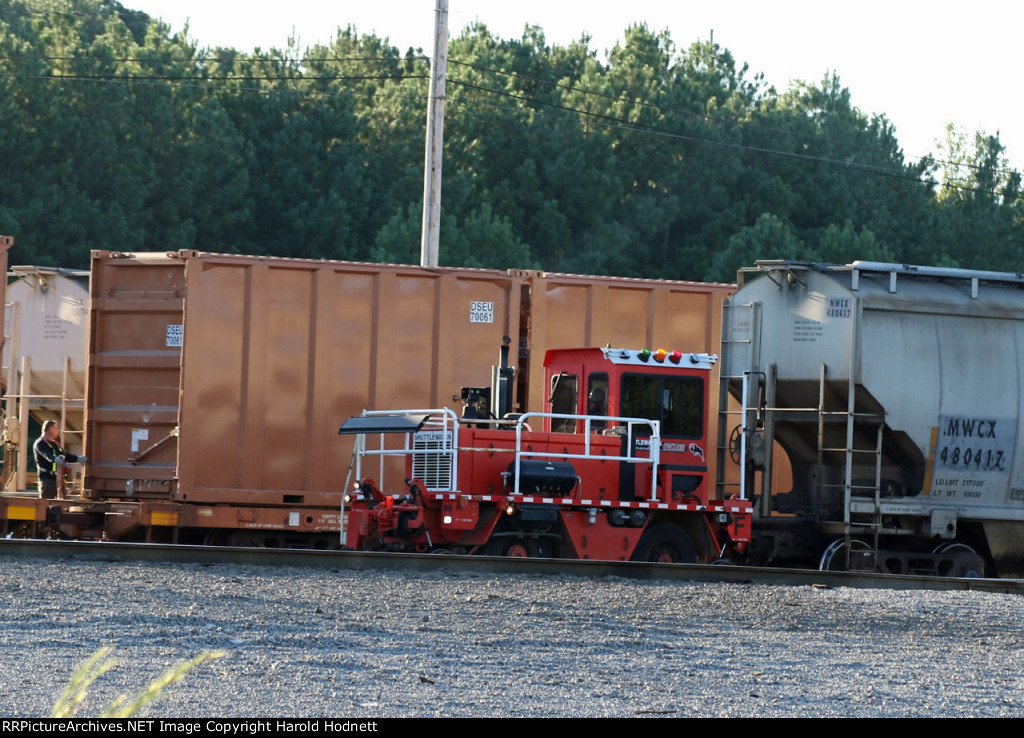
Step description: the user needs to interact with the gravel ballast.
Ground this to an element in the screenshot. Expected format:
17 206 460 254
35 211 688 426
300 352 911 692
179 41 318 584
2 556 1023 717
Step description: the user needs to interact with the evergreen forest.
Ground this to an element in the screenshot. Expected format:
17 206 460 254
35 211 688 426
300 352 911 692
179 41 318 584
1 0 1022 281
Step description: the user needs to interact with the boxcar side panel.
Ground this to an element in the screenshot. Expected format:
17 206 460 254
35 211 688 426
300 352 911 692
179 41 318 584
172 255 520 503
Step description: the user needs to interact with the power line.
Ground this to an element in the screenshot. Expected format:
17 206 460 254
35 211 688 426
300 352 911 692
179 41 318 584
449 58 900 160
1 51 1018 202
3 5 1017 180
2 54 429 65
0 69 430 104
7 50 1013 180
0 7 136 20
448 78 1024 204
0 71 428 83
448 78 912 176
449 58 1020 181
4 6 1019 177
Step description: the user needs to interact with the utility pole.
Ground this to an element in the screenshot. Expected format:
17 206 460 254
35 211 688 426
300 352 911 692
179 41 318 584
420 0 448 267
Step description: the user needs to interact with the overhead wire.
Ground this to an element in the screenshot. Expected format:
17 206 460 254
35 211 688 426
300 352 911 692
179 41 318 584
0 6 1018 176
0 68 430 105
0 24 1019 201
0 51 944 163
6 49 1015 183
447 79 929 183
1 71 427 82
449 58 902 161
5 63 1019 203
448 58 1020 181
2 2 1014 181
1 54 430 64
446 79 1024 203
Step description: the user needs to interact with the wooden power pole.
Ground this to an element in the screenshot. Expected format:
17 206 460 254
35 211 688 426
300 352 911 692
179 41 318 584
420 0 448 267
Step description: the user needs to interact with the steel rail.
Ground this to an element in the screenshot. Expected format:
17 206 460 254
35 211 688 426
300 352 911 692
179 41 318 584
2 539 1023 595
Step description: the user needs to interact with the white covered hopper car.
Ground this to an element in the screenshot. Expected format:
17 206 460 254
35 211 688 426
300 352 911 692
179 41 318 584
721 260 1024 577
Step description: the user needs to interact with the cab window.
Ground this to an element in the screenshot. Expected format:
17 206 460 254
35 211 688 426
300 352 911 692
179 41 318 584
620 374 703 438
587 373 609 430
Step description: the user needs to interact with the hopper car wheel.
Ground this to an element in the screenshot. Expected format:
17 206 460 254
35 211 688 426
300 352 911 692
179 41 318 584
932 542 984 578
819 538 873 572
932 542 976 555
631 524 697 564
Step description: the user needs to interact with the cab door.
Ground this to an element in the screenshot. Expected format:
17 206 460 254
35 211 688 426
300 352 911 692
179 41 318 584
546 364 582 433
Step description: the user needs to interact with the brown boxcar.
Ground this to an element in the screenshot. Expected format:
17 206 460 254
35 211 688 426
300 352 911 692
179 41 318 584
86 251 522 505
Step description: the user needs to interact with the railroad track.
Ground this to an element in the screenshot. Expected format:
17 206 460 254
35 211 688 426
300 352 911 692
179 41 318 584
2 538 1022 595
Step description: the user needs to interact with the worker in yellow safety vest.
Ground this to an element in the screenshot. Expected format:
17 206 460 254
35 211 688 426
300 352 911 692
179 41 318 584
33 420 85 499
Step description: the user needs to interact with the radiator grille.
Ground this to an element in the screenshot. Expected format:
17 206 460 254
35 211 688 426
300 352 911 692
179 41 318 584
412 430 453 491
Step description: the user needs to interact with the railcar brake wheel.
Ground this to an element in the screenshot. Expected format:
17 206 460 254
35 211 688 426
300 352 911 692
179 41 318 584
728 425 743 465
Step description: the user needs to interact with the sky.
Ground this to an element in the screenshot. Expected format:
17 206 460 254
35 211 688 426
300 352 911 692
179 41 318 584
127 0 1023 172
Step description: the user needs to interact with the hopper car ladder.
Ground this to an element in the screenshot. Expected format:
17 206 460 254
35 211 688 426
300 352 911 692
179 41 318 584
814 364 885 571
718 359 886 572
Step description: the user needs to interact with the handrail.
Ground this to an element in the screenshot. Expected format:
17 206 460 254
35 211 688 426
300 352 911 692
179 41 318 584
347 408 663 502
513 412 662 501
354 408 460 492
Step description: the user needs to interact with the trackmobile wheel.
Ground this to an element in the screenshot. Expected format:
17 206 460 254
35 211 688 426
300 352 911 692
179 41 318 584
631 524 697 564
485 536 549 558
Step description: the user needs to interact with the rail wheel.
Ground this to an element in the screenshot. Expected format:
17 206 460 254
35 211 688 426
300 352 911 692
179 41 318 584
202 530 225 546
819 538 874 572
933 542 985 578
226 530 279 548
485 536 548 558
631 524 697 564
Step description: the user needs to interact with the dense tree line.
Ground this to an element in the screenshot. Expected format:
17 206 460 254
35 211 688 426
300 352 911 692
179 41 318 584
1 0 1021 280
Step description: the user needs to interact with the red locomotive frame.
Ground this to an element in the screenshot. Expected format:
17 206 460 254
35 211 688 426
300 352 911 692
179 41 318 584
340 346 752 562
